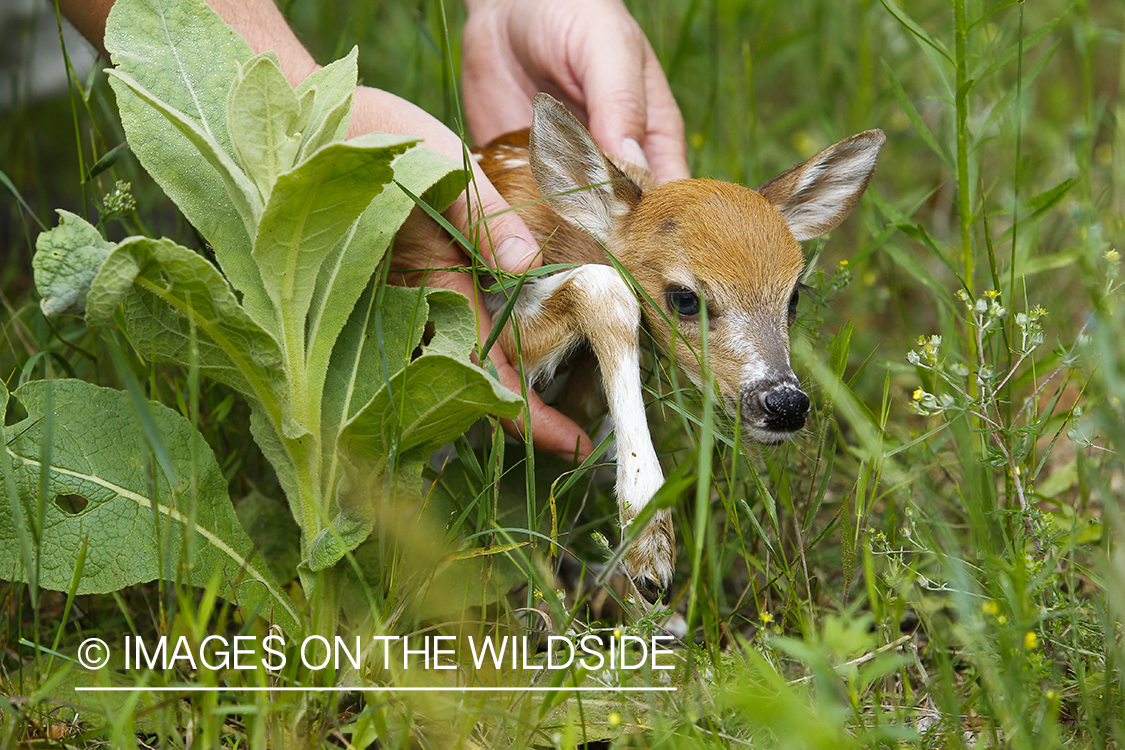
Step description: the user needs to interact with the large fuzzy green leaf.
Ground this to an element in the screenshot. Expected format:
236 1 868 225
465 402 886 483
343 354 522 473
32 210 114 318
103 0 271 325
106 69 262 243
317 285 492 508
0 380 300 634
85 236 286 418
420 288 481 360
251 134 416 371
318 284 426 488
306 354 522 572
315 284 469 556
293 47 358 162
304 146 464 399
227 53 302 201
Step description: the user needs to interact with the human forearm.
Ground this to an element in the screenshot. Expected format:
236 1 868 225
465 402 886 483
55 0 115 57
57 0 317 86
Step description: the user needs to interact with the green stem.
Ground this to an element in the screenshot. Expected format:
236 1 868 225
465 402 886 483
953 0 983 466
284 318 316 427
954 0 973 292
1006 0 1025 434
279 311 326 547
1077 0 1095 204
52 1 88 220
686 300 713 636
292 450 322 543
952 0 990 513
308 568 342 664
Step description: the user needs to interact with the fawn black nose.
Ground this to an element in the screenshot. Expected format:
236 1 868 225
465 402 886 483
741 377 810 442
761 386 809 433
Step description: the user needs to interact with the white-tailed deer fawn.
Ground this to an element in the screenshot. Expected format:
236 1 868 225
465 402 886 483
475 94 884 595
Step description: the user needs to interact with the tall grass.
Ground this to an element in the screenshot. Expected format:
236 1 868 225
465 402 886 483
2 0 1123 747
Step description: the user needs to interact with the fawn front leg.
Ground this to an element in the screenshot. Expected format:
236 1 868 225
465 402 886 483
499 265 675 592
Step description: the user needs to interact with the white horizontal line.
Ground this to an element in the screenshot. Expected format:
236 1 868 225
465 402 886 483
76 686 675 693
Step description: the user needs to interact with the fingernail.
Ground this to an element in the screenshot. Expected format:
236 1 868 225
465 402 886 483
620 137 651 170
557 447 590 465
496 236 534 271
559 436 594 465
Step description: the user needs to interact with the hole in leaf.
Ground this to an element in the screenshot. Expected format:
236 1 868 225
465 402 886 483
54 494 89 515
413 321 436 360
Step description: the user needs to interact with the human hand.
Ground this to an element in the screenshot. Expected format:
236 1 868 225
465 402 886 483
350 87 595 462
462 0 690 184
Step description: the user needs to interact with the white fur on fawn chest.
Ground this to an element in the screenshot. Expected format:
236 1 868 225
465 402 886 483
497 270 586 387
478 94 884 593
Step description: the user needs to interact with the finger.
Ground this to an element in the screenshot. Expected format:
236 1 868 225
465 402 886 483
573 21 653 172
346 88 541 273
495 363 595 463
443 160 542 274
462 10 537 143
428 268 593 462
641 47 690 183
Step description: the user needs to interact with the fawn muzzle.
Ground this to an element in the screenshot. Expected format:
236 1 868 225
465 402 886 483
742 377 809 440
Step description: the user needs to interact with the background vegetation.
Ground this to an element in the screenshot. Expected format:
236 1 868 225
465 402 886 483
2 0 1124 747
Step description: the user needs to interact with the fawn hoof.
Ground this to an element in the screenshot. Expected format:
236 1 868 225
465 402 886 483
632 574 670 604
624 509 676 600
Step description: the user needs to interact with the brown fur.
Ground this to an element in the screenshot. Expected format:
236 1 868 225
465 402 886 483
472 94 884 591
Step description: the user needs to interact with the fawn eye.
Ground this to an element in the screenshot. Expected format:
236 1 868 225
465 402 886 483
666 287 700 318
787 285 805 323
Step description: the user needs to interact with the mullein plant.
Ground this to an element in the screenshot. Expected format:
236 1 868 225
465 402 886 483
3 0 522 644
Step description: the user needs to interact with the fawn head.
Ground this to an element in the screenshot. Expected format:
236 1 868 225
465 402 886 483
528 94 884 443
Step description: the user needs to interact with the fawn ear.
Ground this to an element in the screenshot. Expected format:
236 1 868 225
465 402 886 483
757 129 886 242
529 93 642 242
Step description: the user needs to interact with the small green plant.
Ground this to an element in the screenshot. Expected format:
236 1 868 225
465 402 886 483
2 0 520 640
